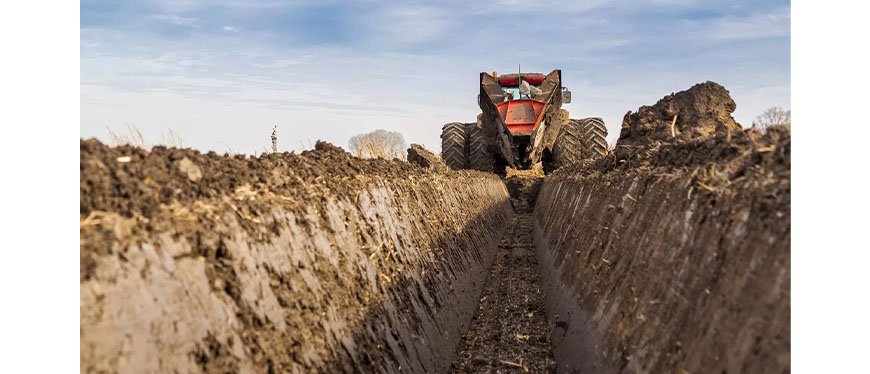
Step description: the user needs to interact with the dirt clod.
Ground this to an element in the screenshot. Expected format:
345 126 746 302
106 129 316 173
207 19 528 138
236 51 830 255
407 143 448 172
504 169 543 214
615 81 743 162
176 157 203 182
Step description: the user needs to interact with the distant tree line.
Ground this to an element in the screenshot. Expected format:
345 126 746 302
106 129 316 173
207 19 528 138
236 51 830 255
348 129 407 160
754 107 791 130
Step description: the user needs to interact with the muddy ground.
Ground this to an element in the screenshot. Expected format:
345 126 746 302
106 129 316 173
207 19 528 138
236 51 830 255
81 81 789 373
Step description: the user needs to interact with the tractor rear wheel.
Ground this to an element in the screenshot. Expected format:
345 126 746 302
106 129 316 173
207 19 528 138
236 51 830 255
467 123 491 171
577 117 608 159
440 122 468 170
547 117 608 172
468 118 507 175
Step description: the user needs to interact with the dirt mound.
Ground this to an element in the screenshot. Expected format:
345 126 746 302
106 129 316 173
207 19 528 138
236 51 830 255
504 169 543 214
615 81 743 162
559 124 790 201
557 83 788 182
406 143 447 172
80 139 433 218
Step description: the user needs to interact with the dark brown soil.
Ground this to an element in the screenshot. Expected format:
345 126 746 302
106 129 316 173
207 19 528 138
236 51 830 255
453 174 554 373
536 82 790 373
80 139 437 218
80 139 513 373
612 81 744 164
504 169 543 214
407 143 448 172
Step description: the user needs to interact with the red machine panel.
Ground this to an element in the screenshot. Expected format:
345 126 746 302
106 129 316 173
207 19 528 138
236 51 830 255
495 99 545 134
496 73 545 87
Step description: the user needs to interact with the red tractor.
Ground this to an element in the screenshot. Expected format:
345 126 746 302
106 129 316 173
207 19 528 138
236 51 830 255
441 69 607 174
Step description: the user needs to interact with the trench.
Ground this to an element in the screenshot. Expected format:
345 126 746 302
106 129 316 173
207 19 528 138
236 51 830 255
452 175 556 373
81 125 791 373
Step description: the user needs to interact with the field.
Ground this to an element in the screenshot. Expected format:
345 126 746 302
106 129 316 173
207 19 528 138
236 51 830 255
81 82 789 373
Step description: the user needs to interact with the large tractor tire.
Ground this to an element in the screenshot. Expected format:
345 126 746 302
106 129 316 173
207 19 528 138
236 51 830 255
467 124 491 171
440 122 468 170
468 119 506 176
577 117 608 159
545 117 608 173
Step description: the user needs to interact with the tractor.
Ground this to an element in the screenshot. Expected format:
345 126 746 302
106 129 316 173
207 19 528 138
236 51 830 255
441 69 607 174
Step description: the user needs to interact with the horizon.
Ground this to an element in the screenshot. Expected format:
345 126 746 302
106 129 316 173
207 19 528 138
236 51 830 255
80 0 790 153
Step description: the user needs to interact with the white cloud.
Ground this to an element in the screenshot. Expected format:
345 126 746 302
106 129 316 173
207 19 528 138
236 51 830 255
222 26 237 32
651 0 696 5
80 40 102 48
701 7 791 41
151 14 200 27
585 39 632 50
146 0 303 12
252 56 313 68
364 6 451 44
476 0 614 13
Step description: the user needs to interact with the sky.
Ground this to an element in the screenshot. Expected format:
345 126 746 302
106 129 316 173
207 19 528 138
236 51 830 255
80 0 790 154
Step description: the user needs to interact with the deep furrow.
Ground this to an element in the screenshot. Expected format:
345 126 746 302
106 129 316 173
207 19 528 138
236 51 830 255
452 196 555 373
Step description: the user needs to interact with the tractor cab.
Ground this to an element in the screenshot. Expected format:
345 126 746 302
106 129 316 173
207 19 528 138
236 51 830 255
496 73 546 101
502 87 520 101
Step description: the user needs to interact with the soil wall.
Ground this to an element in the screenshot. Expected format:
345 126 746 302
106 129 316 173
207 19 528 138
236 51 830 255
80 141 512 373
533 84 790 373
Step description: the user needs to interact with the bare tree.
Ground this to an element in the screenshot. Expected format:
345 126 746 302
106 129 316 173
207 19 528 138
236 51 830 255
753 107 791 130
348 129 407 160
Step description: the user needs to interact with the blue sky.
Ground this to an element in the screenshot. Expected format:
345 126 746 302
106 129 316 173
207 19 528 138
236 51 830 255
80 0 790 153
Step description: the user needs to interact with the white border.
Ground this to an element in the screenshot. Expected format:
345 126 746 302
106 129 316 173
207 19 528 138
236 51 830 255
792 0 870 372
2 0 869 371
1 1 80 372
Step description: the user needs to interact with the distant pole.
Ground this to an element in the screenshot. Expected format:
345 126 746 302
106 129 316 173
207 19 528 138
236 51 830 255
271 125 278 153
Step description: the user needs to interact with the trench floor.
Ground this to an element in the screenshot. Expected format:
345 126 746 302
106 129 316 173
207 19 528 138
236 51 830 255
451 212 556 373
